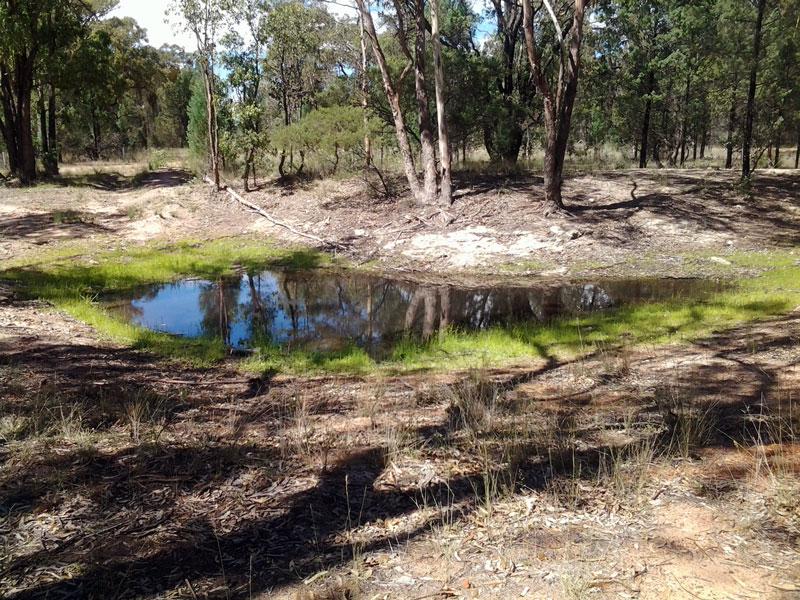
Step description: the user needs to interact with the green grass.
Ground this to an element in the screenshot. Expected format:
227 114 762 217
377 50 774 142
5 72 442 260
2 240 799 375
239 255 800 375
1 237 332 366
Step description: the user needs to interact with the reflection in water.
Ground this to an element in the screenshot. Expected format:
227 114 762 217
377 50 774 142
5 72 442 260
105 271 722 356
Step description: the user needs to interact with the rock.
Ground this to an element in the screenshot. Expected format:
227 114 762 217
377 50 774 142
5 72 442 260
353 228 367 237
549 225 565 236
709 256 732 266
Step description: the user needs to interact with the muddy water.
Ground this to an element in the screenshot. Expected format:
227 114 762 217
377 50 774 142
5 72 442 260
104 271 722 355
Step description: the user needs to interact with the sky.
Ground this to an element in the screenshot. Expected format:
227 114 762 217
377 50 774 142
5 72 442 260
108 0 196 49
108 0 491 51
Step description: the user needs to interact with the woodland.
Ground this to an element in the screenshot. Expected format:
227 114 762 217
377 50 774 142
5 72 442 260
1 1 800 599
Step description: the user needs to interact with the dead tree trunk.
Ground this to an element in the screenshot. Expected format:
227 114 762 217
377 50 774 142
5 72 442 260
521 0 589 213
742 0 767 180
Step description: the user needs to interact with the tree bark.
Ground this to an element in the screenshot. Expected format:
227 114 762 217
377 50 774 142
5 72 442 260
774 139 780 168
358 12 372 170
725 93 736 168
639 70 655 168
742 0 767 180
410 0 438 205
521 0 589 213
484 0 524 164
431 0 453 205
202 63 220 190
795 131 799 169
356 0 423 202
679 72 691 166
45 85 58 176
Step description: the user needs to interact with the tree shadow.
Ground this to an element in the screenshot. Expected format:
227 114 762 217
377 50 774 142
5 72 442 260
55 169 194 192
2 313 800 598
0 211 115 241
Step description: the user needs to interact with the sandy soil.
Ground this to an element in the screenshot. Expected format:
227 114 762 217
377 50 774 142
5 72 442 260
1 166 798 276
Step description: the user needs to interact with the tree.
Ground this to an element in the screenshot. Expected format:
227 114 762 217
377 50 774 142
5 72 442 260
262 0 337 177
356 0 425 202
221 0 269 190
0 0 101 183
169 0 229 190
431 0 453 204
484 0 529 164
521 0 590 212
742 0 768 179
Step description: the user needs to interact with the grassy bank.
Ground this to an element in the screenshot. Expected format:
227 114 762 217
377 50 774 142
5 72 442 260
1 237 332 366
2 240 798 374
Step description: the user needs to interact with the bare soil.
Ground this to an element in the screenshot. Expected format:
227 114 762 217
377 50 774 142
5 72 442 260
1 165 800 599
2 166 799 276
1 297 799 598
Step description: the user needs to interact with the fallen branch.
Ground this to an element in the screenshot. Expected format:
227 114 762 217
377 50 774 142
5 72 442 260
204 176 346 250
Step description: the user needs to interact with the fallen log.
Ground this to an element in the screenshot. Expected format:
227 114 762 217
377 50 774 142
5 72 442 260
204 176 346 250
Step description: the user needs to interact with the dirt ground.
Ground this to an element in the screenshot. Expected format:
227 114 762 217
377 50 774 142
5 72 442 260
1 297 799 599
1 166 799 276
1 165 800 598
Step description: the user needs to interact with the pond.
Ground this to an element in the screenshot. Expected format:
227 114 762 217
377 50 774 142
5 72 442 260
104 270 723 357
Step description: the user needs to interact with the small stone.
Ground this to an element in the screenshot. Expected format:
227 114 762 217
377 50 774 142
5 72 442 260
709 256 732 266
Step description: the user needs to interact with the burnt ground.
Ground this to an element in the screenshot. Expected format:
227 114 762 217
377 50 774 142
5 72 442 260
1 164 800 598
1 165 799 276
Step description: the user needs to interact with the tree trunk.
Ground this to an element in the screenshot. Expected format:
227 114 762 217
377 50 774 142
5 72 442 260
483 0 524 164
521 0 588 214
202 63 221 190
356 0 423 202
679 72 690 166
15 74 36 184
699 121 707 159
639 71 655 168
45 85 58 176
358 13 372 170
431 0 452 205
774 139 780 168
412 0 438 205
795 131 799 169
725 94 736 168
742 0 767 180
39 93 48 160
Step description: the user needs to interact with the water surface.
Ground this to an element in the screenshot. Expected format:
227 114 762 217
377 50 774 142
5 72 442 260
104 270 722 356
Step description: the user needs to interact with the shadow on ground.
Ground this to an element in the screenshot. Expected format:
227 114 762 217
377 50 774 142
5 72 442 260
1 309 799 598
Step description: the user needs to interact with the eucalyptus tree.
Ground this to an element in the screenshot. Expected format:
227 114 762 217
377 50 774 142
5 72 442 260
520 0 590 212
0 0 105 183
221 0 269 190
169 0 231 190
483 0 530 164
262 0 339 177
741 0 768 178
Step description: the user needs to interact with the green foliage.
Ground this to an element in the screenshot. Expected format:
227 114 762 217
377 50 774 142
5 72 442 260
272 106 381 175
